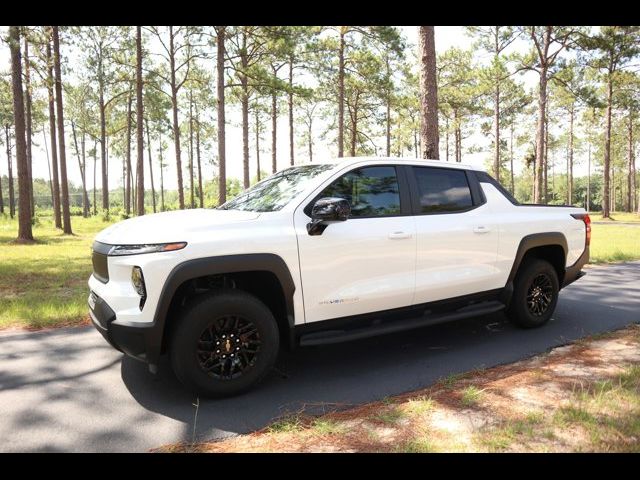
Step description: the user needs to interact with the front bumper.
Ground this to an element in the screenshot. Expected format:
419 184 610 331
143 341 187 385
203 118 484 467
89 291 161 365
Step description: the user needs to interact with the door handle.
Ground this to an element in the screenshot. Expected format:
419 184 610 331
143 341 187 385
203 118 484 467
473 226 491 234
388 231 412 240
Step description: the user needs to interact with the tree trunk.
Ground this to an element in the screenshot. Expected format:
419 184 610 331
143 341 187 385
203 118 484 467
493 83 500 181
125 91 132 216
413 129 418 158
611 161 615 213
544 110 549 203
289 56 295 166
587 143 591 211
385 56 391 157
135 26 145 216
445 116 449 162
0 134 3 213
534 69 548 204
5 127 14 218
255 108 261 181
308 119 313 163
453 109 461 163
196 109 203 208
81 132 88 215
23 34 34 217
551 145 555 195
71 122 88 217
350 93 359 157
106 135 109 189
121 142 126 211
9 26 33 241
240 31 250 189
189 89 195 207
271 90 277 174
568 105 574 206
159 131 165 211
627 113 634 212
169 26 185 209
602 74 613 218
216 26 226 206
52 26 72 234
418 26 440 160
42 125 53 209
386 98 391 157
510 124 515 194
46 36 61 227
98 56 108 212
93 139 97 215
337 29 345 157
145 118 156 213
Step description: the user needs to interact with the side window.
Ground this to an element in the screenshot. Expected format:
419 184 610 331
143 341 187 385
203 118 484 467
412 167 473 214
318 166 401 218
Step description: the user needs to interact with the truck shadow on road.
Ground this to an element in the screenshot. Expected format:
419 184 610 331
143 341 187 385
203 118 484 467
120 267 640 445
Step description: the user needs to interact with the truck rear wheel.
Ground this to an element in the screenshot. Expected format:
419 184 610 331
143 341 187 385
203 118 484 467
170 289 280 397
506 258 559 329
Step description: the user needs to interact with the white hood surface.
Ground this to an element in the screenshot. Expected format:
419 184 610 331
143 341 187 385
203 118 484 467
95 209 260 245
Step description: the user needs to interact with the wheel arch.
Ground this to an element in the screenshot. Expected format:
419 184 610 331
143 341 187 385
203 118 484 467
146 254 296 362
501 232 568 306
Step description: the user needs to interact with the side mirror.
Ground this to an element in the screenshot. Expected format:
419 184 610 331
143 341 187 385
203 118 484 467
307 197 351 235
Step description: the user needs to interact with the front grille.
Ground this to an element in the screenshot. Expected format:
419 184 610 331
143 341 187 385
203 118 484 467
92 241 111 283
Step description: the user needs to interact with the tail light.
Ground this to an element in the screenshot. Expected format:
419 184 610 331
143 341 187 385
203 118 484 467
571 213 591 247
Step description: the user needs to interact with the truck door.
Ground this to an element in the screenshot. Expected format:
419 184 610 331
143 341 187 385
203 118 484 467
294 165 417 324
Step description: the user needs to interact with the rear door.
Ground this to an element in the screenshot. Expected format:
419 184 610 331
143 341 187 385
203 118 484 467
294 165 416 323
409 166 502 304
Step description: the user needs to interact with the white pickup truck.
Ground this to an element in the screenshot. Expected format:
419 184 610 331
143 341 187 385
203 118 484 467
88 157 590 396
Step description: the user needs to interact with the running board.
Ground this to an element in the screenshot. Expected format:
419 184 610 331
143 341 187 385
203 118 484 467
299 301 505 347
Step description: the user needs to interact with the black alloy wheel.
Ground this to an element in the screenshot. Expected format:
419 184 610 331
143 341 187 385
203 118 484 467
197 315 262 380
170 289 280 397
506 258 559 329
526 273 554 317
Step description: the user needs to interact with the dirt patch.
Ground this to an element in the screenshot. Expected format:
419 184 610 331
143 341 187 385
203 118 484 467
157 324 640 453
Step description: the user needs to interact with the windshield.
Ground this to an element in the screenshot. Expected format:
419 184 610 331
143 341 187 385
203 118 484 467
218 164 335 212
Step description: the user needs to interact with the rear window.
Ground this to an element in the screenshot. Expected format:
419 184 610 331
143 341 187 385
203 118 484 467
412 167 473 213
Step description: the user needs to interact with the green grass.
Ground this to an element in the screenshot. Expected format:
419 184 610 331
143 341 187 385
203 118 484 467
590 212 640 223
440 372 466 389
477 412 547 452
478 364 640 452
0 214 114 329
266 414 305 434
371 405 406 425
590 224 640 263
311 418 346 435
460 386 485 407
397 437 435 453
405 395 435 415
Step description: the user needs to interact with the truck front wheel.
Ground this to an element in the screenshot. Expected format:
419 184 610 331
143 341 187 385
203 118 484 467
170 289 280 397
506 258 559 329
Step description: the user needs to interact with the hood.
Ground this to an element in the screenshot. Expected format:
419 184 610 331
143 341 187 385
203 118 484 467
95 209 260 245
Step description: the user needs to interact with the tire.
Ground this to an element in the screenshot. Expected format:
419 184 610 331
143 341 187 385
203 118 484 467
506 258 559 329
170 289 280 397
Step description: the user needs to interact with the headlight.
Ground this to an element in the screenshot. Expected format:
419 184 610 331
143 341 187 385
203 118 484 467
108 242 187 256
131 266 147 310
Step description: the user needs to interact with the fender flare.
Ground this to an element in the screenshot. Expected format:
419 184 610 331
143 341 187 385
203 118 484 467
146 253 296 361
501 232 568 306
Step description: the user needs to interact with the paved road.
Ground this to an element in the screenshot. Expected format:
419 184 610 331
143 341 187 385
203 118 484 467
1 262 639 452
